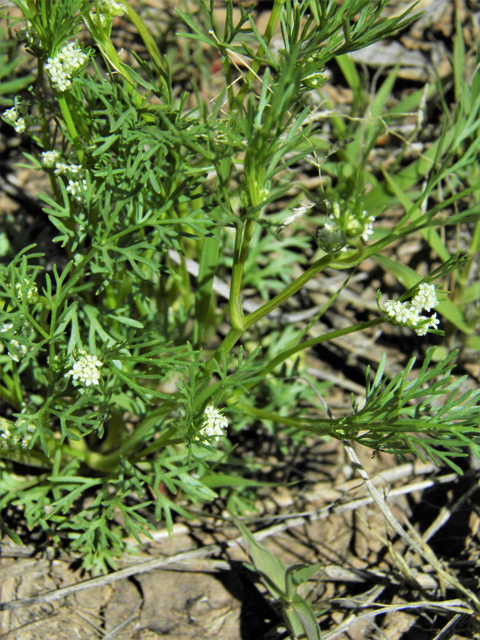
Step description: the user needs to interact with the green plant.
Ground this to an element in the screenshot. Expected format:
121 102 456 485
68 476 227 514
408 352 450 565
0 0 478 611
236 516 327 640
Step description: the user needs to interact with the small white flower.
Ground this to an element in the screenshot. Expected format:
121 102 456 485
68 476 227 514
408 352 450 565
0 417 11 449
14 117 26 133
17 20 42 49
41 150 61 167
0 418 10 442
67 164 83 176
65 350 103 387
196 406 228 443
45 41 88 92
0 323 29 362
317 201 375 254
428 313 440 330
2 107 18 125
382 283 440 337
54 161 69 175
415 323 429 337
2 106 27 133
66 178 88 202
89 10 108 27
412 283 438 312
360 212 376 241
9 340 28 362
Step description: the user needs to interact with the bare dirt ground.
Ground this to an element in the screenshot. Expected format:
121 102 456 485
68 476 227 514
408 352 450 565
1 1 480 639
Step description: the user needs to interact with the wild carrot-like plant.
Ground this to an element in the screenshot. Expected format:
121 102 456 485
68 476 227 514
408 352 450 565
0 1 479 599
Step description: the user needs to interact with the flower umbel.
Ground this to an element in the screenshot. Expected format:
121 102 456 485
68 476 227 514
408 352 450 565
89 0 127 29
40 150 61 167
0 418 11 449
196 406 228 443
2 100 29 133
45 41 89 92
0 322 29 362
381 284 440 336
65 350 103 387
411 283 438 312
316 199 375 254
66 178 88 202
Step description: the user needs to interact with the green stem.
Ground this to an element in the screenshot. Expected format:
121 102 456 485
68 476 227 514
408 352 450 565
0 376 21 410
37 58 60 200
123 2 168 81
259 318 385 378
85 16 154 119
234 399 333 435
243 254 332 329
235 0 286 106
61 443 117 471
231 218 257 328
223 52 235 109
101 402 176 467
11 361 23 409
204 254 332 376
131 434 184 464
56 93 83 163
229 222 246 330
202 318 386 413
54 249 96 314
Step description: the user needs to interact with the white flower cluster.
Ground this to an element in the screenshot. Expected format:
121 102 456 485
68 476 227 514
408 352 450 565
0 418 11 449
317 200 375 254
40 150 61 167
2 106 27 133
0 322 30 362
45 42 88 92
54 161 82 176
89 0 127 27
383 283 440 336
0 409 36 450
44 158 87 203
65 350 103 387
66 178 88 202
196 406 228 443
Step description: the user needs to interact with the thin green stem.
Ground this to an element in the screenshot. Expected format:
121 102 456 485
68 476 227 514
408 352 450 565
242 254 332 329
229 222 246 330
259 318 385 378
234 399 333 435
36 58 61 200
54 248 96 314
235 0 286 106
56 93 83 163
223 53 235 109
0 380 21 410
204 254 332 376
